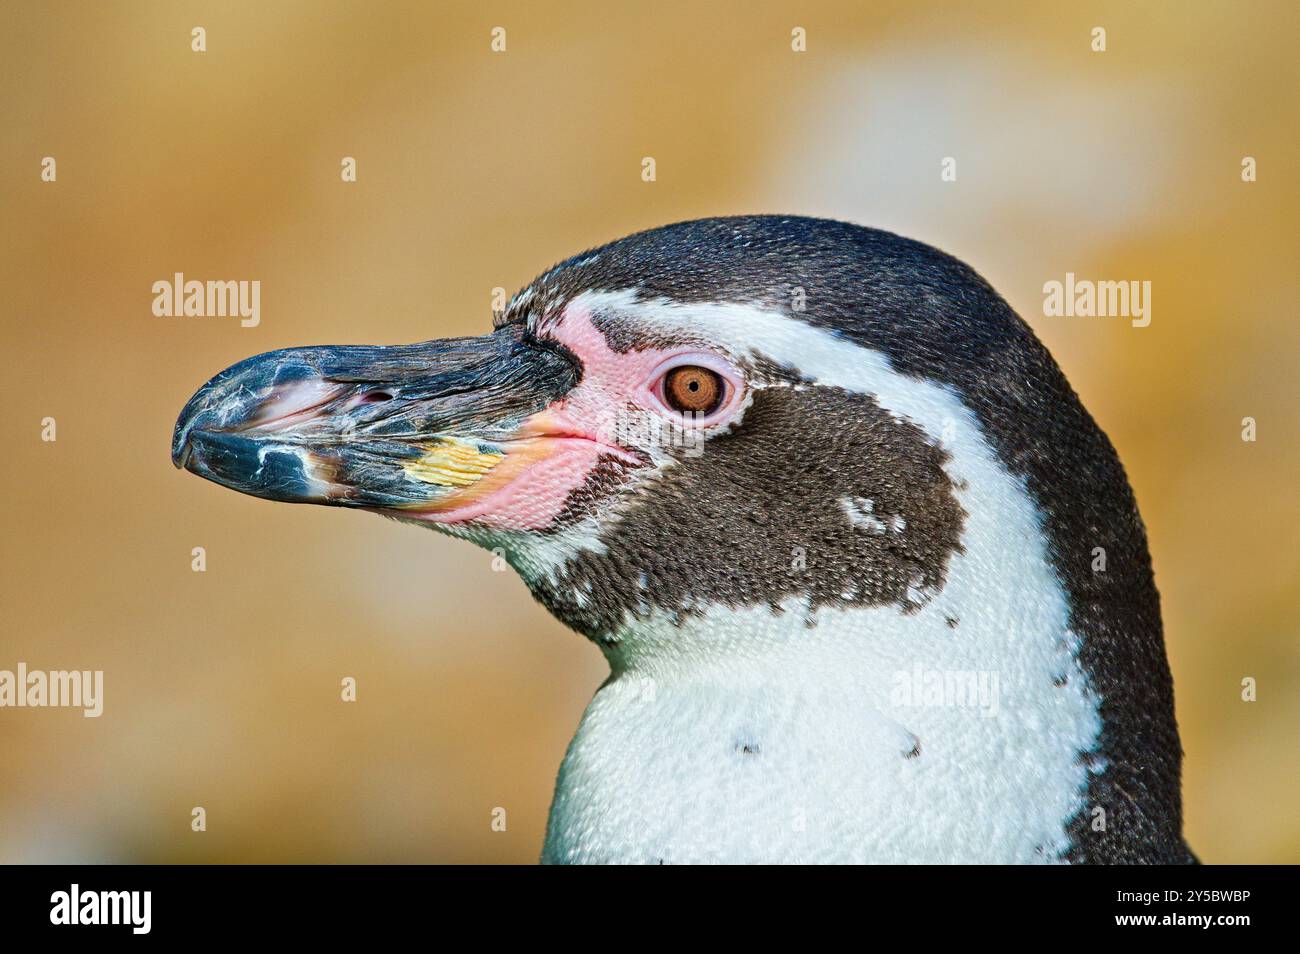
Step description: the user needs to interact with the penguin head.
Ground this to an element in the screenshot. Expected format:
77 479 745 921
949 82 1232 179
171 217 1005 643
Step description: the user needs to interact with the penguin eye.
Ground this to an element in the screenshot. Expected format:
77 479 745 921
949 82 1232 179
662 365 724 415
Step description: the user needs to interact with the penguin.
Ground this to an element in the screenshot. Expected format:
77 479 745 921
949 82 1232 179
172 215 1195 864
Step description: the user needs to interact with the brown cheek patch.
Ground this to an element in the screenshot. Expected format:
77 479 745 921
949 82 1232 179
532 387 968 642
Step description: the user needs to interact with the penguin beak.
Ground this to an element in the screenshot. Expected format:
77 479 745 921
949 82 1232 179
171 326 579 513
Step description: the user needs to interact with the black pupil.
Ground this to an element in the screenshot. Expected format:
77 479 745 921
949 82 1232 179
688 380 699 391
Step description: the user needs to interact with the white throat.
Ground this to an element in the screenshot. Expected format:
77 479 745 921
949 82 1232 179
536 295 1103 863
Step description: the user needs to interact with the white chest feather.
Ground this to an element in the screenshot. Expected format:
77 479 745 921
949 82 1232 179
543 570 1098 864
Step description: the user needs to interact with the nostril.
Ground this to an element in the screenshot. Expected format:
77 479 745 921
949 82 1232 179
360 390 394 404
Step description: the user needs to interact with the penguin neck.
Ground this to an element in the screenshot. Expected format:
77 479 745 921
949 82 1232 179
595 600 1010 734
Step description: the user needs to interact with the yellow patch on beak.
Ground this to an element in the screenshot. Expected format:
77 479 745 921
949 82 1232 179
403 438 503 488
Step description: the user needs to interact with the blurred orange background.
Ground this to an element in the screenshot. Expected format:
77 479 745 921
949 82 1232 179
1 0 1296 863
